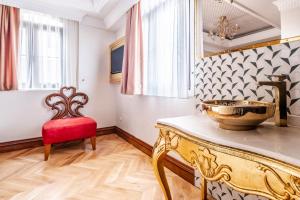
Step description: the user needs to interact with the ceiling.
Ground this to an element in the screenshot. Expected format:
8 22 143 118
0 0 282 50
0 0 138 31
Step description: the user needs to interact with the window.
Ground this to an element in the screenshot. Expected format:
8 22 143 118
18 10 78 90
142 0 193 98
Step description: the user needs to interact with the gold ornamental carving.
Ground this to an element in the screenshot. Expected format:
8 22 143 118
164 131 180 151
153 124 300 200
153 130 180 156
291 176 300 195
191 147 232 181
258 164 300 200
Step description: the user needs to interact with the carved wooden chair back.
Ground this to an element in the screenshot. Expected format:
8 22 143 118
45 87 89 120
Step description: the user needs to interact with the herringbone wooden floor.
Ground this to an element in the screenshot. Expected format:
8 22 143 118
0 134 200 200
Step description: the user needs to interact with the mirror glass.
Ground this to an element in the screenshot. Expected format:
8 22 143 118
200 0 282 57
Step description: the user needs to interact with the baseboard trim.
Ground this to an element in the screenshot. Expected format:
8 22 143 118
115 127 195 185
0 137 43 153
96 126 116 136
115 127 152 156
0 126 195 185
0 126 115 153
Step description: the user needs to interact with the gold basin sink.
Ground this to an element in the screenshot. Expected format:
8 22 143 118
201 100 275 131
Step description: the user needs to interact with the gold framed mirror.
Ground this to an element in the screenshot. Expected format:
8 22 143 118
194 0 300 58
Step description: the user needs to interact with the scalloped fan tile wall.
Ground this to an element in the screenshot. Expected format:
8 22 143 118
194 40 300 200
195 40 300 116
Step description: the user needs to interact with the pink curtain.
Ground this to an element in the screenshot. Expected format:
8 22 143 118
0 5 20 91
121 1 144 95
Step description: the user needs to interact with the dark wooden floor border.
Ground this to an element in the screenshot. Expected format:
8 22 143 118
0 137 43 153
96 126 116 136
115 127 195 185
0 126 195 185
0 126 115 153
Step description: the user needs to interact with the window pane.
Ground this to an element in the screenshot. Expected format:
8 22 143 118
142 0 191 98
19 9 64 90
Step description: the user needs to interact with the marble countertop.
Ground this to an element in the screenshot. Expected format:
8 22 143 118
157 114 300 167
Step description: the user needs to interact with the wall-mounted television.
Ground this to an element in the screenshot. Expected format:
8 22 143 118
109 37 125 83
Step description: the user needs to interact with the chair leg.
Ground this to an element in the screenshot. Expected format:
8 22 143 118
44 144 51 161
90 136 96 150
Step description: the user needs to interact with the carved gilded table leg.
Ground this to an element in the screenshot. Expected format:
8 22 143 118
200 176 208 200
152 131 172 200
153 128 211 200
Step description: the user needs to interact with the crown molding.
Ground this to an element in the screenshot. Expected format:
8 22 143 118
0 0 86 21
273 0 300 12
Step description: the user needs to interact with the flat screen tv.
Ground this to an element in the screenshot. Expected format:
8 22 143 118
109 37 125 83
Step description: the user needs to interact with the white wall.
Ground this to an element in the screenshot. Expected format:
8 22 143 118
0 24 117 142
0 90 53 142
78 24 117 128
115 94 196 145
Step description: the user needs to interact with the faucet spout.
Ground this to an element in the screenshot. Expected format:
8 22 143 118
258 75 287 127
258 81 277 87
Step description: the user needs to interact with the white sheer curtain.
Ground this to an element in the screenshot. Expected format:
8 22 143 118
19 10 78 90
142 0 191 98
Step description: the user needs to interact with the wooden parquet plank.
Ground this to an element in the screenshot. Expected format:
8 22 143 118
0 134 200 200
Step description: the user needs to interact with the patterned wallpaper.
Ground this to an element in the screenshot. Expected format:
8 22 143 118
207 181 267 200
193 40 300 200
195 40 300 115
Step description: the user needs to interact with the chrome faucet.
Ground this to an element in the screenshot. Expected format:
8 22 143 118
258 75 287 127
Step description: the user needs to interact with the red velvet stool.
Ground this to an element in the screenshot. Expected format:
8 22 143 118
42 87 97 161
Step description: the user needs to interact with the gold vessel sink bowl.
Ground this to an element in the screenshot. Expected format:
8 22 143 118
202 100 275 131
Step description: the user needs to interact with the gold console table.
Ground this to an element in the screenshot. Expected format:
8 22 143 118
152 115 300 200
